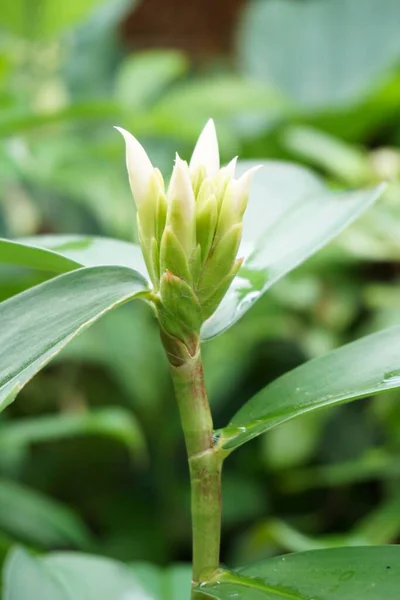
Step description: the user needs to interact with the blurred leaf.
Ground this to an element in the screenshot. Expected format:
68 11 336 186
154 76 287 120
63 0 137 98
281 126 371 185
198 547 400 599
0 0 124 39
3 547 191 599
352 494 400 544
116 50 189 110
238 0 400 110
0 479 91 549
0 266 147 406
0 407 146 457
201 162 384 339
221 325 400 450
262 411 327 470
280 449 400 493
0 101 119 137
222 475 265 527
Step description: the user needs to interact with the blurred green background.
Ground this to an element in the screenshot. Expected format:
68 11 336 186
1 0 400 570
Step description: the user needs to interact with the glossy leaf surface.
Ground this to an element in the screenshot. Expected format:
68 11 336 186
221 325 400 450
201 162 384 339
197 546 400 599
3 547 191 600
0 266 147 407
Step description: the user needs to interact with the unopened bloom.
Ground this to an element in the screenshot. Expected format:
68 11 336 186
116 120 260 354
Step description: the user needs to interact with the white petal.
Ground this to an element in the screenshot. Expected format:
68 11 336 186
222 156 238 179
114 126 154 208
167 155 196 254
189 119 220 178
232 165 262 206
168 154 196 213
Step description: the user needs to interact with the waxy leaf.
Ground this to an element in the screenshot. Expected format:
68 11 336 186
197 546 400 600
0 266 147 407
201 162 384 339
3 547 191 600
221 324 400 450
0 235 147 277
0 239 78 274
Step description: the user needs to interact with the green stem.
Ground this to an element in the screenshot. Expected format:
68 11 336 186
169 348 222 586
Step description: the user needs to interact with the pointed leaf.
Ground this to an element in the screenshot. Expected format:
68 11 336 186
221 325 400 450
0 235 148 278
201 161 384 339
0 266 147 406
197 546 400 599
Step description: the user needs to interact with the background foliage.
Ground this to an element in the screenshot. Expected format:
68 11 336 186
1 0 400 575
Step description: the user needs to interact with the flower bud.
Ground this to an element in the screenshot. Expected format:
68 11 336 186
166 156 196 258
116 120 261 357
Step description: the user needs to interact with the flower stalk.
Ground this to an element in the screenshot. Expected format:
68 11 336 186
169 349 223 585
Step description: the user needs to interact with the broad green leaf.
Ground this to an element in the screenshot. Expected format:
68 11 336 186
0 479 91 549
197 547 400 600
0 407 146 457
238 0 400 109
221 325 400 450
0 235 147 277
3 547 191 600
0 266 147 406
201 162 384 339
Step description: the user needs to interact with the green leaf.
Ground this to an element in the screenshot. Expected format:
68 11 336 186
238 0 400 109
115 50 189 110
221 325 400 450
201 162 384 339
0 407 146 458
0 266 147 406
3 547 191 600
0 479 91 549
0 235 148 277
0 0 121 39
197 547 400 599
0 384 21 414
281 126 371 186
0 239 80 274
